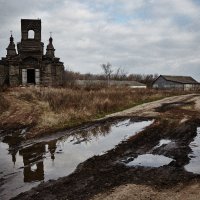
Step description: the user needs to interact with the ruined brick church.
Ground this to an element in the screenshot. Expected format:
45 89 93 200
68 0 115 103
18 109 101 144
0 19 64 86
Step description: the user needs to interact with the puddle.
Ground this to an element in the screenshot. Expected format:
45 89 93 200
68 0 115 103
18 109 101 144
125 154 173 168
184 127 200 174
154 139 172 149
0 119 153 200
155 102 193 112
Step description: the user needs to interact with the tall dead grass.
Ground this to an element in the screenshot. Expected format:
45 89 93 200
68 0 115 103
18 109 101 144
17 86 186 115
7 86 188 134
0 94 10 113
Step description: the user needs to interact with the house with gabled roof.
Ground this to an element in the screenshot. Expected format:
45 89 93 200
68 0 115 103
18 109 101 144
152 75 200 90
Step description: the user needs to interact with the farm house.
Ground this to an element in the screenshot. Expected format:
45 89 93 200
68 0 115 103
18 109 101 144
152 75 199 90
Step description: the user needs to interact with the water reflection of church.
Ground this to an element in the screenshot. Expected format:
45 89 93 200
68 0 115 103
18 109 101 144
5 121 113 182
9 139 57 182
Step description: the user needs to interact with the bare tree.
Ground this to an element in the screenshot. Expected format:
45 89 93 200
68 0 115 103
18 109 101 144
119 67 128 80
114 67 120 80
113 67 128 80
101 62 113 86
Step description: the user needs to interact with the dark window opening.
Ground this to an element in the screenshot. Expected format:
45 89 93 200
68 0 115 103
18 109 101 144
27 69 35 84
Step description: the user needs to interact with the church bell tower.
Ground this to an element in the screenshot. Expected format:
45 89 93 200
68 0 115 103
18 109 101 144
17 19 44 61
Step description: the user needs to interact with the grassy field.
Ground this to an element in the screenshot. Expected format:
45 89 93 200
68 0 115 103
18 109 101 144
0 86 188 138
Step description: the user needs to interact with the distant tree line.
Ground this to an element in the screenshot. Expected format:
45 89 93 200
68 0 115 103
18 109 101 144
64 63 158 87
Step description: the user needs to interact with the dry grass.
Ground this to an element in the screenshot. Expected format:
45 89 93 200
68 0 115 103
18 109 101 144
0 86 188 138
31 87 186 113
0 93 10 113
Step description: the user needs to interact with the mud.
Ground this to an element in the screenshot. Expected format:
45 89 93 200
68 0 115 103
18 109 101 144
184 127 200 174
12 118 200 200
1 93 200 200
154 101 195 112
0 117 153 200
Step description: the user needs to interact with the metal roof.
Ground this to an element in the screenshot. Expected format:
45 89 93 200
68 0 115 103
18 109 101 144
160 75 199 84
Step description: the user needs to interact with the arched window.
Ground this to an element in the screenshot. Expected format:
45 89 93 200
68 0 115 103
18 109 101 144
28 30 35 39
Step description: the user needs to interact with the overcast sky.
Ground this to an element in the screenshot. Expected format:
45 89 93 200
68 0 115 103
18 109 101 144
1 0 200 80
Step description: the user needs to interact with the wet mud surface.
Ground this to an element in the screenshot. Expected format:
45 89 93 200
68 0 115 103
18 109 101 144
12 118 200 200
1 94 200 200
154 101 195 112
0 117 153 200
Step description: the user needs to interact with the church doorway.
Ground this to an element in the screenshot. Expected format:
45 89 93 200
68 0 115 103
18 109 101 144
27 69 35 84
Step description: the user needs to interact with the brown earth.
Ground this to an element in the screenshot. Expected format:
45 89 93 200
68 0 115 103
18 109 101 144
105 93 200 118
92 183 200 200
11 93 200 200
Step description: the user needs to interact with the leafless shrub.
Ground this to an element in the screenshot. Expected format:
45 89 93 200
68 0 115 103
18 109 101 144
0 85 9 93
0 94 9 113
18 92 34 101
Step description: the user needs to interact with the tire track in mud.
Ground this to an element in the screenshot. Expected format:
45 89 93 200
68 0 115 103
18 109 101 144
12 118 200 200
9 93 200 200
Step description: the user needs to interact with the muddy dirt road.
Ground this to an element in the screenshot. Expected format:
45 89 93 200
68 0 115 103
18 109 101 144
106 93 200 118
1 93 200 200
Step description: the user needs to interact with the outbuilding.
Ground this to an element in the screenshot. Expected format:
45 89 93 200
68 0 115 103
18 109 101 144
75 80 147 88
152 75 199 90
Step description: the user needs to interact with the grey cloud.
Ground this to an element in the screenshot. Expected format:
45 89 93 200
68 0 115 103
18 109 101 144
0 0 200 80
